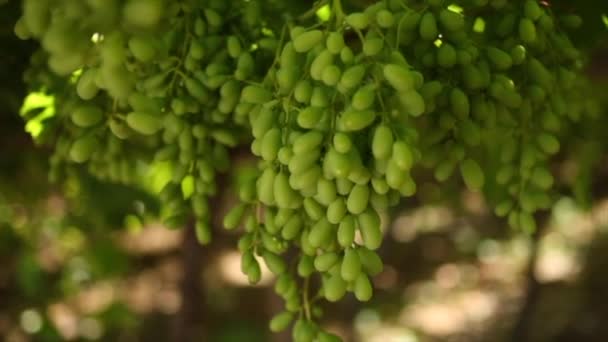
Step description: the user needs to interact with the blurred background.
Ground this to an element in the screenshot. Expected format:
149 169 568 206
2 1 608 341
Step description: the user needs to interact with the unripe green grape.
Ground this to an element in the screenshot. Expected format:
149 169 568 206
108 118 132 140
288 149 320 174
363 37 383 56
324 274 347 302
322 65 342 86
241 85 272 104
262 251 287 275
439 9 464 31
126 111 162 135
333 133 352 154
310 50 333 81
340 46 354 64
293 131 323 154
72 105 103 127
326 32 345 54
372 125 393 159
293 30 324 53
223 203 247 230
274 172 300 208
327 198 347 224
297 255 315 277
275 208 294 227
294 80 313 104
195 220 212 245
76 69 99 100
314 252 340 272
304 198 324 221
450 88 470 119
282 214 303 240
400 90 426 117
340 65 366 91
338 110 376 131
270 311 294 332
276 67 298 94
306 87 328 108
519 18 537 44
341 248 361 282
357 248 383 276
434 158 456 182
246 258 262 284
392 141 414 170
291 166 322 190
385 159 405 189
353 273 373 302
383 64 413 92
261 128 281 161
437 43 457 68
257 168 276 205
309 218 334 248
511 45 527 64
419 12 438 41
226 35 241 58
358 208 382 250
324 149 352 179
487 47 513 70
346 185 369 215
317 178 338 206
129 35 157 62
537 133 560 155
252 106 277 139
346 12 370 29
376 9 395 28
293 320 317 342
460 159 485 191
337 215 356 247
70 135 98 163
524 0 543 21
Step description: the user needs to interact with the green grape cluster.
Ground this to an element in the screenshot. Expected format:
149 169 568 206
14 0 601 341
15 0 276 242
390 0 596 232
231 2 442 340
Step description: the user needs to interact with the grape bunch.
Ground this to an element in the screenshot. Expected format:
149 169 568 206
231 2 444 339
13 0 600 341
15 0 277 242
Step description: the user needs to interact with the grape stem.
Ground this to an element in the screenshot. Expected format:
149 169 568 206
332 0 345 27
303 276 311 320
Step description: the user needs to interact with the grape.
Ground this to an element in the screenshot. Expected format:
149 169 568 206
460 158 485 191
358 208 382 250
372 125 394 159
346 13 370 30
126 111 163 135
341 248 361 281
519 18 537 43
324 274 347 302
314 252 339 272
293 30 324 53
69 135 99 163
439 9 465 31
270 312 294 332
419 12 438 41
338 110 376 131
72 105 103 127
354 273 373 301
383 64 414 91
